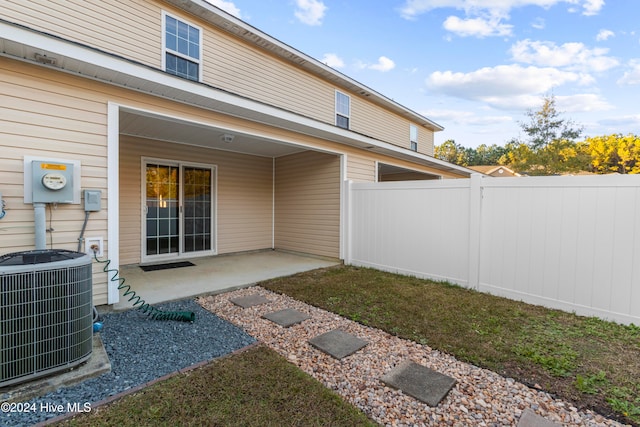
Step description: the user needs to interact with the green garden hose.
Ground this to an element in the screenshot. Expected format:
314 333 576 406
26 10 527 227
93 252 195 322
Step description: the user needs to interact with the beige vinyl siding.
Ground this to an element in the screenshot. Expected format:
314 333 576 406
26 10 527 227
419 129 435 156
0 59 109 305
0 0 435 154
275 151 340 258
1 0 161 68
119 136 273 265
347 153 377 182
350 97 406 147
204 33 335 124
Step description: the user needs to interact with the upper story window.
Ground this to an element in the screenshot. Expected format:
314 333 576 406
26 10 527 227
335 91 350 129
410 124 418 151
163 12 202 81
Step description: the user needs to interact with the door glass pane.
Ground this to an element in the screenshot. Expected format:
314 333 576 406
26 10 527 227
145 164 180 256
183 167 211 253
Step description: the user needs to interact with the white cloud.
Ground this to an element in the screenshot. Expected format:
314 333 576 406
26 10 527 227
596 30 616 42
443 15 513 37
428 65 584 96
531 17 545 29
617 60 640 85
294 0 327 26
204 0 242 18
399 0 605 20
426 64 594 110
596 29 615 41
369 56 396 72
426 64 612 113
321 53 345 69
356 56 397 72
599 114 640 127
555 93 613 112
581 0 604 16
510 39 619 72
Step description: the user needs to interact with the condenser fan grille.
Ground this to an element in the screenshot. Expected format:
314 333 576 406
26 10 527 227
0 250 93 387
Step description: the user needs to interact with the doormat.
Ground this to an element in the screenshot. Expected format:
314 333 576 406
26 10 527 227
140 261 195 272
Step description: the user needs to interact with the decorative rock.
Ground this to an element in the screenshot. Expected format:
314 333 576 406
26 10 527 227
198 287 624 427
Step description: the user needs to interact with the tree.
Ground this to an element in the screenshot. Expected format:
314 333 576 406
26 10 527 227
586 133 640 174
520 94 583 150
435 141 510 167
500 139 534 173
466 144 509 166
434 139 469 166
503 94 588 175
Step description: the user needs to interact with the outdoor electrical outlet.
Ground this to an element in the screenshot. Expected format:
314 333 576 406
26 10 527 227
85 237 104 257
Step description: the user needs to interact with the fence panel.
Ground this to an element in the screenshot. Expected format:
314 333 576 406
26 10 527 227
347 175 640 325
347 180 471 286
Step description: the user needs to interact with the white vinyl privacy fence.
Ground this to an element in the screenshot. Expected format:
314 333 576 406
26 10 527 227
345 174 640 325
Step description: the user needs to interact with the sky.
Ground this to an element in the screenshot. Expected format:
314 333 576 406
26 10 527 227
207 0 639 148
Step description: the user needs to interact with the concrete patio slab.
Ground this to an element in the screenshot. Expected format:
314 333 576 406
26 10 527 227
262 308 310 327
229 294 271 308
517 408 561 427
380 360 456 406
114 251 339 310
308 329 368 359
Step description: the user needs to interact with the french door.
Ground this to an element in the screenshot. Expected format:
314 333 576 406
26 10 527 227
143 159 215 262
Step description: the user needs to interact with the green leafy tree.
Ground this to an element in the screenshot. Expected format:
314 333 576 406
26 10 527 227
434 139 469 166
505 94 587 175
466 144 509 166
534 140 591 175
520 95 583 150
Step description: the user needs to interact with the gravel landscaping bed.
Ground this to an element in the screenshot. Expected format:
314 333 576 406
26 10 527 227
198 286 627 427
1 299 256 427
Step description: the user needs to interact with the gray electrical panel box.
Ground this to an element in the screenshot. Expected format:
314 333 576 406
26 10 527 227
31 161 75 203
83 189 102 212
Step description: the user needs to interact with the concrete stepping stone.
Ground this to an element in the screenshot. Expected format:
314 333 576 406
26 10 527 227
308 329 368 359
380 360 456 406
517 408 561 427
229 294 271 308
262 308 310 327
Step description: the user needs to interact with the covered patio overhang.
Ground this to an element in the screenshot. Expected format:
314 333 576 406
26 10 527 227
0 19 474 305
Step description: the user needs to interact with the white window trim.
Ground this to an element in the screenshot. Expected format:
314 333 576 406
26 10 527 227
335 90 351 129
161 10 203 82
410 124 418 151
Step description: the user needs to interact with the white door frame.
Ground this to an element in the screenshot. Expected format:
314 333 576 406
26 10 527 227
141 157 217 264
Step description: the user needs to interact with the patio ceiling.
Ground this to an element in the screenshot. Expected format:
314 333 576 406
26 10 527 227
119 109 308 158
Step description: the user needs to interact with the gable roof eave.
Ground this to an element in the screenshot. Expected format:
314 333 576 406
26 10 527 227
0 19 467 177
166 0 444 132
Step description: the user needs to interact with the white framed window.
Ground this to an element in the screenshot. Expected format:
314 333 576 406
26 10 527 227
335 91 350 129
410 124 418 151
162 11 202 82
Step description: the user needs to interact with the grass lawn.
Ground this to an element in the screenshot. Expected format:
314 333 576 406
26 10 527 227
57 345 376 427
262 265 640 426
57 265 639 426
